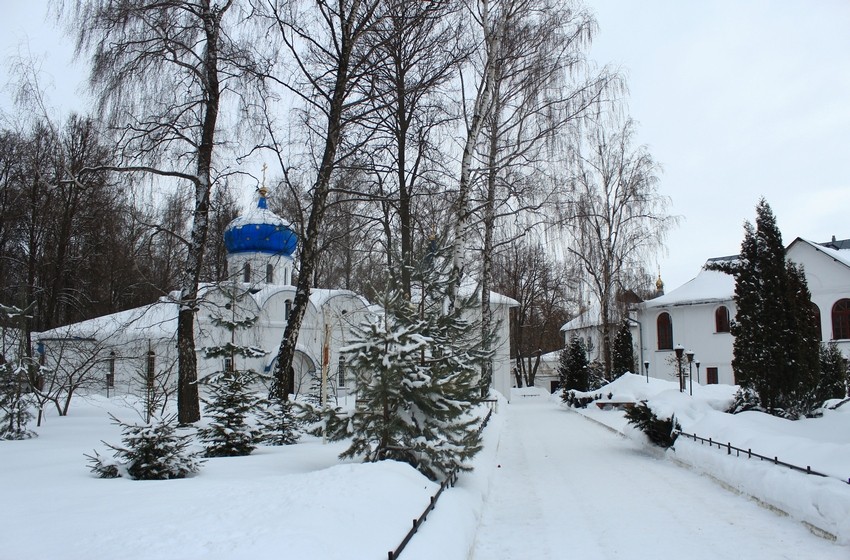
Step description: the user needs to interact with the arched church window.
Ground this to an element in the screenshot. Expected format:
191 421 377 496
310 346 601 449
243 263 251 283
266 263 274 284
657 312 673 350
832 299 850 339
285 300 292 320
715 306 730 333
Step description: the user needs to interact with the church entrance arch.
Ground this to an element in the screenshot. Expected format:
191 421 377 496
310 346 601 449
266 350 318 398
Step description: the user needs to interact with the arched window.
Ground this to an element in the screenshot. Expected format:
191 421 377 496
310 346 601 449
243 263 251 283
266 263 274 284
832 299 850 339
337 356 346 388
812 303 822 341
146 350 156 387
657 312 673 350
284 300 292 320
715 306 730 333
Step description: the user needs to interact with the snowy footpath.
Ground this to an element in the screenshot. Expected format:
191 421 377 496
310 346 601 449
468 394 849 560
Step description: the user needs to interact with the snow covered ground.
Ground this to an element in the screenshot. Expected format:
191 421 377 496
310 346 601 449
2 377 849 559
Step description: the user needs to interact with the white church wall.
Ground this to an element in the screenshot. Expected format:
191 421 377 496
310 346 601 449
638 303 736 387
788 241 850 359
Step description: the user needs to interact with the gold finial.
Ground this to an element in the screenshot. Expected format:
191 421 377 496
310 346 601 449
258 163 269 198
655 266 664 291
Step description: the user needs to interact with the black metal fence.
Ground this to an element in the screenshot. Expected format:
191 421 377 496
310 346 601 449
387 406 495 560
676 430 850 485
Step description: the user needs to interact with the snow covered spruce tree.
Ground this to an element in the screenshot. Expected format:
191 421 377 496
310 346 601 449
708 199 821 416
612 320 635 377
817 342 849 403
0 360 36 440
560 334 590 396
198 304 266 457
339 248 489 480
0 304 38 440
87 414 203 480
256 398 301 446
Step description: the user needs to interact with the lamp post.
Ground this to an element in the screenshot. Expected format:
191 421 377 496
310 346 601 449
695 360 701 385
685 350 695 396
107 351 115 398
643 360 650 383
674 345 684 392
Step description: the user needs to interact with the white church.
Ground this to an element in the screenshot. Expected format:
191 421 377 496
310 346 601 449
561 237 850 388
35 188 517 404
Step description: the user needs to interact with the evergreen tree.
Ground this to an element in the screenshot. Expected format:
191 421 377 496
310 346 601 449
612 321 635 377
0 361 36 440
817 342 848 403
0 304 37 440
339 246 488 480
198 370 261 457
708 199 821 416
198 293 267 457
87 414 203 480
560 334 590 398
783 262 822 413
257 398 301 446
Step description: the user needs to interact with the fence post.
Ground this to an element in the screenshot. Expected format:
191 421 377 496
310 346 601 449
727 442 731 455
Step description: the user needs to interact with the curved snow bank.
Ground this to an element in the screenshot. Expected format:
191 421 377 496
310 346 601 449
402 395 507 560
572 374 850 544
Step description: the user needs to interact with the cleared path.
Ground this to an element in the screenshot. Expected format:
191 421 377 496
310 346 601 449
470 397 848 559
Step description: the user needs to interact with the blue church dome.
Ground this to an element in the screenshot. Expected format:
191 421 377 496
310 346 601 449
223 189 298 256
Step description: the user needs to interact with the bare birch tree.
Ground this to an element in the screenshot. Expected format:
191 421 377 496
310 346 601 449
362 0 469 296
475 0 614 389
63 0 253 423
563 117 675 377
256 0 384 399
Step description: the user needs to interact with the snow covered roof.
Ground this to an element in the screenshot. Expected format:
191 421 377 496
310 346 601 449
641 267 734 309
35 298 179 344
789 238 850 270
560 302 600 332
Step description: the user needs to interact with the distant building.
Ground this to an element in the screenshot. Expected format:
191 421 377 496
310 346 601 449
35 188 517 403
634 237 850 386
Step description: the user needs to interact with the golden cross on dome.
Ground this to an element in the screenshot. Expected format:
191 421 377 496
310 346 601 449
259 163 269 198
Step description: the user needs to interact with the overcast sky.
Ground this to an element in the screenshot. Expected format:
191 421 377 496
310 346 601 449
2 1 849 290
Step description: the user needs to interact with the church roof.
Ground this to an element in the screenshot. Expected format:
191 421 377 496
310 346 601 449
789 237 850 270
224 191 297 256
35 297 180 344
641 268 735 309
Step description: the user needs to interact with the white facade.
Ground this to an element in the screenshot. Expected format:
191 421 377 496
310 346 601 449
632 238 850 388
34 193 518 403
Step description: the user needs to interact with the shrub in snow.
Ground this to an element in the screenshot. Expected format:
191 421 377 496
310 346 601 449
86 414 203 480
559 334 590 396
0 361 36 440
257 397 301 446
294 400 350 442
726 386 761 414
612 320 635 377
199 301 269 456
816 342 849 403
338 248 488 481
561 390 596 409
198 370 261 457
625 402 680 448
